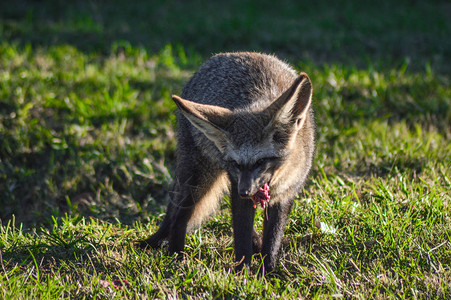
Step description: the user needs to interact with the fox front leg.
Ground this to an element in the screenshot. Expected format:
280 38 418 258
168 191 199 254
166 170 204 254
261 199 294 273
231 183 256 270
138 157 201 254
137 200 176 249
138 181 196 254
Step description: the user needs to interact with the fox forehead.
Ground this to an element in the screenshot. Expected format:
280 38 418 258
223 141 288 165
223 111 270 141
220 112 290 164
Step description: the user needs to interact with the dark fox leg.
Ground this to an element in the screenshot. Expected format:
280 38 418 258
136 200 176 249
137 148 201 252
138 156 226 255
261 199 294 273
137 170 194 250
231 184 256 270
167 187 197 254
137 174 199 254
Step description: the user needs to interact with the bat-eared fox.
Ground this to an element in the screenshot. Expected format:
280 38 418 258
138 52 315 274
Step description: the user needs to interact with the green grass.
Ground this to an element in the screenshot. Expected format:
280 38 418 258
1 0 451 298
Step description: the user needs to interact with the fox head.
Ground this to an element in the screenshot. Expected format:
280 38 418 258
172 73 313 199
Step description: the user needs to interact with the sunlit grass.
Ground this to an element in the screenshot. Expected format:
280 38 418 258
1 0 450 297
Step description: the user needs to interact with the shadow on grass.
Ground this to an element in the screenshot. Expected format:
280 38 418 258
0 142 173 226
0 234 123 278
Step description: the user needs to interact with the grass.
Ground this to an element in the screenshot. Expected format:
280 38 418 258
1 0 450 298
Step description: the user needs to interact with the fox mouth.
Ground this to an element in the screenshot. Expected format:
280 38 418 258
251 183 270 209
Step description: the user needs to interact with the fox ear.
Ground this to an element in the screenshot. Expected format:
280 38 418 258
266 73 313 130
172 95 232 153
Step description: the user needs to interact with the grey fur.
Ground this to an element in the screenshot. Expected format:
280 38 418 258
138 52 316 274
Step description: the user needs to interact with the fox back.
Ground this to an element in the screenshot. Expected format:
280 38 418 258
139 52 316 273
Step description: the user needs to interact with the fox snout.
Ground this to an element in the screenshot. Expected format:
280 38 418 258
237 169 268 199
238 170 253 198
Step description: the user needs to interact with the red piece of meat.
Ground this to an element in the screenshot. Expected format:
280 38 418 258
251 183 270 209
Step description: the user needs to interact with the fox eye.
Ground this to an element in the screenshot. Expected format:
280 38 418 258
255 157 278 167
226 159 240 169
256 158 266 166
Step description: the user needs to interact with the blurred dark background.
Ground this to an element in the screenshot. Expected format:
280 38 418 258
1 0 450 71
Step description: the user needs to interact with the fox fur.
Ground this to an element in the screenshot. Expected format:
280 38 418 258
138 52 316 273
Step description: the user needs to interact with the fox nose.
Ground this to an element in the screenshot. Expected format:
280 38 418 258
239 189 250 199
